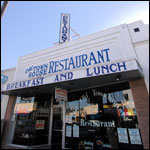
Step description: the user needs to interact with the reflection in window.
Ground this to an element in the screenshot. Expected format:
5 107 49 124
12 95 50 146
65 84 143 149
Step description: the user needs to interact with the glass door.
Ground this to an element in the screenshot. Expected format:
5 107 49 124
51 99 65 149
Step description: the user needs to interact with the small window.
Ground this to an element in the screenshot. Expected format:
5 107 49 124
134 28 140 32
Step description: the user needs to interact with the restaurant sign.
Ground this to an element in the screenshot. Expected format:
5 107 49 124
59 13 70 43
3 48 140 91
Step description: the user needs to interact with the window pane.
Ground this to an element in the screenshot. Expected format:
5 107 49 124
65 83 143 149
12 95 50 146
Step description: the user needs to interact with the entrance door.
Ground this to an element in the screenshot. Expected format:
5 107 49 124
51 100 65 149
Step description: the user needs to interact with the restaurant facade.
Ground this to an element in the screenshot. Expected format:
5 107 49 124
1 20 149 149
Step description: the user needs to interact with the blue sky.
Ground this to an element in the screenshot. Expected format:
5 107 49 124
1 1 149 70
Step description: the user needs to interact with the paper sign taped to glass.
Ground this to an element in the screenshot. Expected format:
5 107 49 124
66 125 72 137
117 128 129 144
128 128 142 145
73 124 79 137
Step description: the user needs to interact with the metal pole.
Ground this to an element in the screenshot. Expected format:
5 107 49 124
79 99 80 125
1 1 9 20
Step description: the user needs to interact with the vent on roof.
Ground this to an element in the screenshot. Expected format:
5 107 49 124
134 28 140 32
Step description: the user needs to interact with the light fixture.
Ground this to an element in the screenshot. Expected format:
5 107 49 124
116 74 121 81
69 82 74 85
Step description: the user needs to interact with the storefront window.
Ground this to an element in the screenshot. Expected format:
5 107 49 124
12 95 51 146
65 82 143 149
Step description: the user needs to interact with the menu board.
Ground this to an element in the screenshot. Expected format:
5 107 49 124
73 124 79 137
117 128 129 143
128 128 142 145
66 125 72 137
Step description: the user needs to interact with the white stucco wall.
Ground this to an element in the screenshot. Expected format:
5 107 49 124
2 21 149 93
13 21 138 82
1 68 16 119
127 21 149 92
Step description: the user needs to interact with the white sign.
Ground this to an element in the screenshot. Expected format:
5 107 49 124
117 128 129 144
59 13 70 43
128 128 142 145
80 119 115 127
66 125 72 137
55 87 67 100
73 124 79 137
3 58 140 92
66 115 72 123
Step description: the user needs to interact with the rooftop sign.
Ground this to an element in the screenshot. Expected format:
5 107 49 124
59 13 70 44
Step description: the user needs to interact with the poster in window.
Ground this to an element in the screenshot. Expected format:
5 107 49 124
73 124 79 137
128 128 142 145
117 128 129 143
36 120 45 130
66 115 72 123
66 125 72 137
55 87 67 100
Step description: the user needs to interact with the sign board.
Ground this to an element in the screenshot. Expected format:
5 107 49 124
73 124 79 137
36 120 45 130
66 124 72 137
2 21 142 93
2 48 141 92
66 115 73 123
128 128 142 145
59 13 70 43
117 128 129 144
55 87 67 100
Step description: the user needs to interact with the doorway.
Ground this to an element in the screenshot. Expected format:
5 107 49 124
11 95 51 147
51 98 65 149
